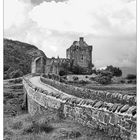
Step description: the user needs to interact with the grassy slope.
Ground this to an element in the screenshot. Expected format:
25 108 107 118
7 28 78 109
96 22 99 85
4 38 46 79
67 75 136 95
4 79 112 140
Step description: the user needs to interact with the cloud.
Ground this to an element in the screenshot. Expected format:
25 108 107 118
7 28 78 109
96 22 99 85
29 0 136 36
4 0 32 30
30 0 67 5
4 0 136 68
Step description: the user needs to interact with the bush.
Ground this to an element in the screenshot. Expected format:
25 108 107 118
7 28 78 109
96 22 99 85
78 80 89 85
126 74 136 80
100 70 113 78
59 70 67 76
71 66 84 75
73 76 79 81
89 77 95 81
4 64 10 72
106 65 122 77
9 69 23 79
120 79 125 84
127 80 132 84
95 76 112 85
4 74 9 79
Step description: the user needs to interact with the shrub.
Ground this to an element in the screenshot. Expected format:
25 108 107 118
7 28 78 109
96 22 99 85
59 70 67 76
78 80 89 85
89 77 95 81
91 69 97 74
106 65 122 77
4 64 10 72
126 74 136 80
9 69 23 79
73 76 79 81
100 70 113 78
4 74 9 79
127 80 132 84
95 76 112 85
71 66 84 75
120 79 125 84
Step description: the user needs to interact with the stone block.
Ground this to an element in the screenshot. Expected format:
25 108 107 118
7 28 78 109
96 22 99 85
124 120 132 131
111 104 119 112
98 111 105 123
91 109 100 120
126 106 136 116
35 92 42 103
84 108 92 116
106 92 112 100
110 114 119 125
120 105 129 113
116 104 123 112
131 122 136 132
94 101 103 108
108 125 115 136
104 113 110 124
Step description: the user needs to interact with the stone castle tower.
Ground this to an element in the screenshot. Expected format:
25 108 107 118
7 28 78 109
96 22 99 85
66 37 93 74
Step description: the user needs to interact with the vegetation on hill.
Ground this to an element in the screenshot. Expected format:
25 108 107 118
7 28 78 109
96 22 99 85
4 38 46 79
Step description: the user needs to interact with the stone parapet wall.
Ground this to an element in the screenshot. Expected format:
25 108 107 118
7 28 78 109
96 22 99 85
23 75 136 139
40 76 136 106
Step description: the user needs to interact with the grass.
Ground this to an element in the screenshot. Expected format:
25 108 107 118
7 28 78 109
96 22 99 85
66 74 136 95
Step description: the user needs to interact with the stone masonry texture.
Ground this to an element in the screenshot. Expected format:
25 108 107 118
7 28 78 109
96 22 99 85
23 74 136 140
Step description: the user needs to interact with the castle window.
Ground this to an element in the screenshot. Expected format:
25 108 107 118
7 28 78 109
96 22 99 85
81 55 84 60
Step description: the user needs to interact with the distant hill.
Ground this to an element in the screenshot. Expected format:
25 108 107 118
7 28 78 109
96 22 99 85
121 67 136 77
4 38 47 79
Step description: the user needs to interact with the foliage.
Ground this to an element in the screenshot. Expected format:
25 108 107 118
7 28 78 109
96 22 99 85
99 70 113 78
95 76 112 85
91 69 97 75
59 70 67 76
106 65 122 77
126 74 136 80
9 69 23 79
78 80 89 85
4 64 10 72
89 77 96 81
4 38 46 79
71 65 85 75
73 76 79 81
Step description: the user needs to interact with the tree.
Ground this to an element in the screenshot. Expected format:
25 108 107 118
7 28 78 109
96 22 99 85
126 74 136 80
4 64 10 72
9 69 23 79
95 76 112 85
106 65 122 77
59 70 67 76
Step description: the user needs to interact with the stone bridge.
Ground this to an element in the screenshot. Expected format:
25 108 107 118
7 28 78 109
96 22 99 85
23 74 136 140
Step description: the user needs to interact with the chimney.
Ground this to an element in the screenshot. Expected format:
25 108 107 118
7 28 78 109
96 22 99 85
79 37 84 42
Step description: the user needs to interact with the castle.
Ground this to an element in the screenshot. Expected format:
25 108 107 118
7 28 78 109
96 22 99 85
31 37 93 75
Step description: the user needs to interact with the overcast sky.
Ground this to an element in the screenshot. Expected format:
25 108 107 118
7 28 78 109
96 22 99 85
4 0 136 68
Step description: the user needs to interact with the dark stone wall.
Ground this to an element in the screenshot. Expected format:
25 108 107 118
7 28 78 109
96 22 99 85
66 38 93 74
31 57 46 74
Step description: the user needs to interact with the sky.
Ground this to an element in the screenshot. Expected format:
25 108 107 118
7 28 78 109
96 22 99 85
4 0 136 68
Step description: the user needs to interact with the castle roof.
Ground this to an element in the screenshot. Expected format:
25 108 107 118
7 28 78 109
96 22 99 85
67 37 92 51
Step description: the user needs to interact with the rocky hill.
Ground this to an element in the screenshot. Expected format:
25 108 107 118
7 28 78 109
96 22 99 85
4 38 46 79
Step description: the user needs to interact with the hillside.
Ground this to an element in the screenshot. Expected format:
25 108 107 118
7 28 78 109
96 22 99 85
4 38 47 79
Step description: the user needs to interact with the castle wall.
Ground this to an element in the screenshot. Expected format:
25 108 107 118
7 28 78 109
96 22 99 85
31 57 46 74
66 38 93 74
